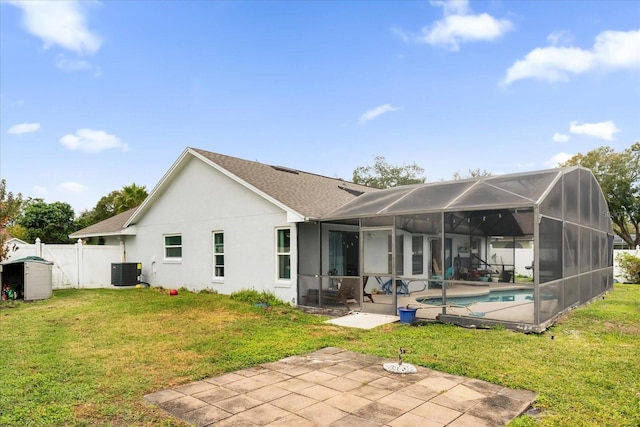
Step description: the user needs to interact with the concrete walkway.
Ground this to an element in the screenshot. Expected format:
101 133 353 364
144 347 536 426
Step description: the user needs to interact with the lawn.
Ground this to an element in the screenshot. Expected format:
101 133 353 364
0 285 638 426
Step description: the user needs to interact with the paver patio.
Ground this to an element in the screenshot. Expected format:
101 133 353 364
144 347 536 426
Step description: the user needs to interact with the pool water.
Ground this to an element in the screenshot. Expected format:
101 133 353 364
416 289 534 307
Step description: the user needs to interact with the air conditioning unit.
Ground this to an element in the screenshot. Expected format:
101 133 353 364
111 263 141 286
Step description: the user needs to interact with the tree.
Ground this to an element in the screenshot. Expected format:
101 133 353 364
560 142 640 247
113 183 147 214
615 252 640 284
0 180 23 261
5 224 27 242
73 183 148 232
352 156 426 189
74 190 120 230
19 201 76 244
453 168 492 180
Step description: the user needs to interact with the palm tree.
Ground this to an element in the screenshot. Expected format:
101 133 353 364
114 183 148 214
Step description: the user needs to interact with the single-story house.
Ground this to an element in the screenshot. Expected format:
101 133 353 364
70 147 376 305
72 147 614 331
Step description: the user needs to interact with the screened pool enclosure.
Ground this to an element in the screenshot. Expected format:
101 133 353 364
297 166 614 332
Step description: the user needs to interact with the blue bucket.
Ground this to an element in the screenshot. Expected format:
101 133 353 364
398 307 418 324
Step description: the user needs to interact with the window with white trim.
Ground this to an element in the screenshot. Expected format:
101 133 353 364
164 234 182 260
213 231 224 278
276 228 291 280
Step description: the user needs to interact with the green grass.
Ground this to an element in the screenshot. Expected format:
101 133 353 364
0 284 638 426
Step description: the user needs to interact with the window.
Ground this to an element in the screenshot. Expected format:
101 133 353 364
213 232 224 278
164 234 182 259
276 228 291 280
329 231 359 276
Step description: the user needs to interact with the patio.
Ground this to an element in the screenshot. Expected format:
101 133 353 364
144 347 537 426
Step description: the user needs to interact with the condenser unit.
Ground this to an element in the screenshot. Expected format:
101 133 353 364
111 263 141 286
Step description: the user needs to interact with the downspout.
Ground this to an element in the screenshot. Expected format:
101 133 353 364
119 237 126 262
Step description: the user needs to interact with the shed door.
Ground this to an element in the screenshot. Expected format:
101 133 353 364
24 262 53 301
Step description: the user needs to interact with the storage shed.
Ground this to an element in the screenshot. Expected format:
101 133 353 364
305 166 614 332
1 256 53 301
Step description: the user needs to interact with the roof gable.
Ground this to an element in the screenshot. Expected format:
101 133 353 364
71 147 376 238
189 148 375 220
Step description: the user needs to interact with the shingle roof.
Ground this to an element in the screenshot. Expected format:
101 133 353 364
70 148 376 238
190 148 376 219
69 208 137 238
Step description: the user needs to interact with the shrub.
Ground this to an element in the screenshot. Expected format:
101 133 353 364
616 252 640 284
230 288 284 306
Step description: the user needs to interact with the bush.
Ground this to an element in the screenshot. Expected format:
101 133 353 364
616 252 640 284
230 289 284 306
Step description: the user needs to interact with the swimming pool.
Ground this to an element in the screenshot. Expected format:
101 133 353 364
415 289 534 307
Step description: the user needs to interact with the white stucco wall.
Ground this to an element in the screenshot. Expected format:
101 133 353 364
123 156 299 304
298 222 321 276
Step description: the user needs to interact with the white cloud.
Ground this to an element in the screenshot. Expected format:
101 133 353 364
60 128 129 152
547 30 574 46
9 0 102 55
391 27 410 43
431 0 470 16
55 55 102 76
545 152 573 167
359 104 398 124
57 182 87 194
569 120 620 141
552 133 571 143
8 122 40 135
415 0 513 51
503 29 640 85
56 55 88 71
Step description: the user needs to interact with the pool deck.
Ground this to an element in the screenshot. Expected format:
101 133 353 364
361 283 538 324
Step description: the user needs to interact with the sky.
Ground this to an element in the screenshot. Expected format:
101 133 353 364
1 0 639 214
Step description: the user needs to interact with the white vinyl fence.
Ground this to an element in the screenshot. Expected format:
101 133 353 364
490 248 535 278
492 247 639 283
5 239 124 289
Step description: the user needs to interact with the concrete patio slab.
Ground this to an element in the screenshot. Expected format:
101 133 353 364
144 347 537 426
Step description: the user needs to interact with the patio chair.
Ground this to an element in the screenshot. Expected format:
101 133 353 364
362 276 374 303
431 258 444 288
334 278 360 310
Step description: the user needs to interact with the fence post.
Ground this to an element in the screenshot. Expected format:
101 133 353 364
35 237 42 257
76 239 83 289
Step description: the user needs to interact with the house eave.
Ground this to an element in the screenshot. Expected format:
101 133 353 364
69 226 136 240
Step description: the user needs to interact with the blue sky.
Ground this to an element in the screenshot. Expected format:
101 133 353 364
1 0 639 214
